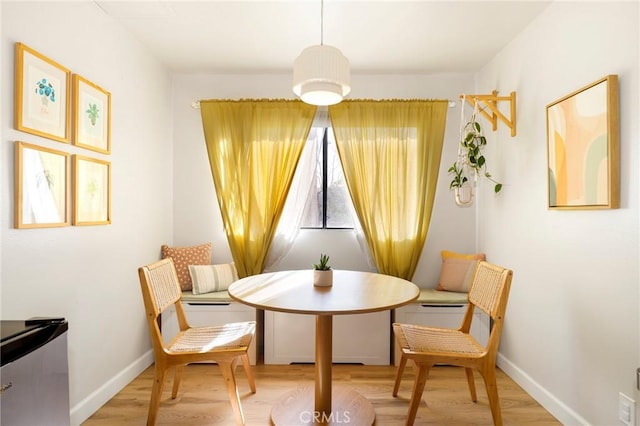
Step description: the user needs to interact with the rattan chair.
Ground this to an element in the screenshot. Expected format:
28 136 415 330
138 258 256 425
393 261 513 425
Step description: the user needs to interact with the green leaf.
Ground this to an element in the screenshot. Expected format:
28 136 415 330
477 156 485 167
495 183 502 193
314 253 331 270
474 122 481 132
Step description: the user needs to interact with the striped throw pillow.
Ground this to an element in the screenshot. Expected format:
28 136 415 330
188 263 239 295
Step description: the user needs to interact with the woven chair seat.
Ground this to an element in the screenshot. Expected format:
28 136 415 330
139 258 256 425
393 323 484 355
392 261 513 425
168 322 255 353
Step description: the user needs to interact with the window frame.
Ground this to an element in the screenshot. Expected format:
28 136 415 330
301 127 354 230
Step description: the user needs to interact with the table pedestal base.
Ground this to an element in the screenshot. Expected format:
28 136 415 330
271 385 375 426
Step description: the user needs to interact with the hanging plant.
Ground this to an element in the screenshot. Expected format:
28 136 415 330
448 103 502 206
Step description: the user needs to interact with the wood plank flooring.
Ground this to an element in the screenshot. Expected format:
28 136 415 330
83 363 560 425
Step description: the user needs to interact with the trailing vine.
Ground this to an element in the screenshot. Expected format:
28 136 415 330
448 104 502 206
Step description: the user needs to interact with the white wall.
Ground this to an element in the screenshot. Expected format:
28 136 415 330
475 2 639 425
1 2 174 424
172 73 478 287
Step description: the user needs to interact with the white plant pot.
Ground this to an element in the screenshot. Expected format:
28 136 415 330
313 269 333 287
454 184 474 207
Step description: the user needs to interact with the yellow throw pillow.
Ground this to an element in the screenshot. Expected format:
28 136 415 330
437 250 486 292
161 243 212 291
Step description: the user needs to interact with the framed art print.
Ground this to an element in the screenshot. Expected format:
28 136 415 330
73 74 111 154
73 155 111 226
15 42 71 143
15 141 70 228
546 75 619 209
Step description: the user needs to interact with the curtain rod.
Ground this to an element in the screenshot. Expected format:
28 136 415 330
191 100 458 109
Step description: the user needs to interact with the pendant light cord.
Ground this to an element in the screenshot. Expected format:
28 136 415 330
320 0 324 45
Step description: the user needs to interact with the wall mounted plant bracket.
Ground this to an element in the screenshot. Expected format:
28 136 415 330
460 90 517 137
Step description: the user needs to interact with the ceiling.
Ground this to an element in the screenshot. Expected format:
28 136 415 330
93 0 551 75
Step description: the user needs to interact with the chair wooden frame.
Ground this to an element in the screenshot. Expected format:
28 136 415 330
393 261 513 425
138 258 256 425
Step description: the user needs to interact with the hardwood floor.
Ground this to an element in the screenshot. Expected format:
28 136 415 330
83 363 560 425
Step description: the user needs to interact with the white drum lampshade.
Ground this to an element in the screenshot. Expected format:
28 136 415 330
293 45 351 106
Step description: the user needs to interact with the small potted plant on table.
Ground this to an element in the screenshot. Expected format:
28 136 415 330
313 254 333 287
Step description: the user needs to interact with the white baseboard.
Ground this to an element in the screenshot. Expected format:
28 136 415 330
497 353 589 425
70 350 154 426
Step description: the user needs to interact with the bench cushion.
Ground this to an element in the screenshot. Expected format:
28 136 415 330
415 288 468 305
181 290 233 304
181 289 468 305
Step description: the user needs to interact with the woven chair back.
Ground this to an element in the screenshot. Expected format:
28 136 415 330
141 258 182 318
468 261 512 319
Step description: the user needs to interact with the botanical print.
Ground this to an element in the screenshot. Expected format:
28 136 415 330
25 66 64 128
16 142 68 228
86 103 99 126
27 69 63 128
16 43 70 142
22 148 66 223
78 89 105 146
34 77 57 111
74 75 110 153
74 156 110 225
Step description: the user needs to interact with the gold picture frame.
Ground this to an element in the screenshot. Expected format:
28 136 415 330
15 141 70 228
15 42 71 143
73 74 111 154
73 155 111 226
546 75 619 209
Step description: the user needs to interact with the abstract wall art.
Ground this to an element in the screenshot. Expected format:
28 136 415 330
546 75 619 209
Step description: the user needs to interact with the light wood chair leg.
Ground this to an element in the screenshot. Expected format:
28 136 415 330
393 354 408 396
406 364 430 426
482 367 503 426
465 367 477 402
219 360 245 425
241 353 256 393
147 364 168 426
172 365 184 399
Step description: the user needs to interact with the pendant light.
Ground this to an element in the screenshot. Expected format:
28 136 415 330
293 0 350 106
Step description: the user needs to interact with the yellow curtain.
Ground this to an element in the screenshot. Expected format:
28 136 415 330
200 99 317 277
329 100 448 280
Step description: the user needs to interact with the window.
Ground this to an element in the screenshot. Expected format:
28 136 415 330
300 127 354 229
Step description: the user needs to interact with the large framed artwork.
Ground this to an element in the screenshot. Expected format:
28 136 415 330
73 155 111 226
15 42 71 143
15 141 70 228
546 75 619 210
73 74 111 154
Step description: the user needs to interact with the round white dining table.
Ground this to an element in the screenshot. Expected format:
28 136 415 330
228 269 419 425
